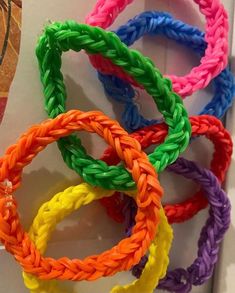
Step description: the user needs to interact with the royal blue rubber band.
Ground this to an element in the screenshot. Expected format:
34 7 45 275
97 11 235 132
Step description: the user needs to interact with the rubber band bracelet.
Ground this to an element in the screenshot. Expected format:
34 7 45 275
100 115 233 224
22 183 173 293
36 21 191 191
0 109 162 280
97 11 235 131
126 157 231 293
86 0 229 97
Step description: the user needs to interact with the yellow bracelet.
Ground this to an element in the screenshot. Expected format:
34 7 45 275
22 183 173 293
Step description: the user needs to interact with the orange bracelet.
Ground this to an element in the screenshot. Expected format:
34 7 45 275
0 109 162 281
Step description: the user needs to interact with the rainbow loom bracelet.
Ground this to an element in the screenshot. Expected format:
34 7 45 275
86 0 229 96
97 11 235 131
22 184 173 293
36 21 191 191
125 157 231 292
100 115 232 224
0 109 162 280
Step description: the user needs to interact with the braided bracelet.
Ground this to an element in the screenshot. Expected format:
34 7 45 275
86 0 229 97
22 183 173 293
126 157 231 293
100 115 233 223
36 21 191 191
98 11 235 131
0 109 162 280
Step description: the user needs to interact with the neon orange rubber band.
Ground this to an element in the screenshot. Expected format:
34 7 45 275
0 110 162 281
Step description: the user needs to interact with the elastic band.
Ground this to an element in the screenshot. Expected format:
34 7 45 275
97 11 235 131
22 183 173 293
36 21 191 191
100 115 233 223
87 0 229 97
0 109 162 280
126 157 231 292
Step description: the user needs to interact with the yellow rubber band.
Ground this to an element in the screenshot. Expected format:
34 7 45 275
22 183 173 293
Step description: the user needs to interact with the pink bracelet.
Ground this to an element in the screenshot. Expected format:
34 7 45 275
86 0 229 97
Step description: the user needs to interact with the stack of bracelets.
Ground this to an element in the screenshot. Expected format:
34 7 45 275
0 0 234 292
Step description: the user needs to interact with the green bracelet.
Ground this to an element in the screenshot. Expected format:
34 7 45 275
36 20 191 190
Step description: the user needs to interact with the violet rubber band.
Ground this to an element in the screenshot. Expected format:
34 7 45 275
125 157 231 293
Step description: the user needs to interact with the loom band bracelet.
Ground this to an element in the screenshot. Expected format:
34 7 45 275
97 11 235 131
99 115 233 224
0 109 162 280
126 157 231 293
36 21 191 190
22 183 173 293
86 0 229 97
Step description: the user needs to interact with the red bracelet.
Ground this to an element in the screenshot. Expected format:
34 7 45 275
100 115 232 223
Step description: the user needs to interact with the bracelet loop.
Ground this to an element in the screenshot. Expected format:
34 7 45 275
0 109 162 280
36 21 191 191
87 0 229 96
100 115 233 223
97 11 234 131
22 183 173 293
127 157 231 292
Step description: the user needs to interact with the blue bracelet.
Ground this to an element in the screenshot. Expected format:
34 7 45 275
97 11 235 132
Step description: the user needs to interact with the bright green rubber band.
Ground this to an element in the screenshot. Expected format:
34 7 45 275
36 20 191 190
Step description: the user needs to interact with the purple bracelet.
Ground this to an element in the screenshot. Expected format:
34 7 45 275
124 157 231 293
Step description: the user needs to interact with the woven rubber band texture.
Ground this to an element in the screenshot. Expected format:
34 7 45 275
36 21 191 191
22 183 173 293
0 109 163 281
87 0 229 97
